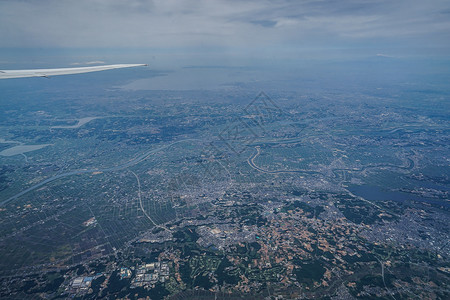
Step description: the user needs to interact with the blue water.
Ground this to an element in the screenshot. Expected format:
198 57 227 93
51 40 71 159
349 185 449 208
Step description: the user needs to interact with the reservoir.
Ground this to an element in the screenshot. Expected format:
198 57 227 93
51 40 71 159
0 144 51 157
349 184 449 208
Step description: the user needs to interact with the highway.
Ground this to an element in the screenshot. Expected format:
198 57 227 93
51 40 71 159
0 139 201 206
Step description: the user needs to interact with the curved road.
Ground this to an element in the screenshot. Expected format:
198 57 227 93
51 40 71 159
247 146 321 175
1 139 201 206
130 171 170 232
248 145 414 177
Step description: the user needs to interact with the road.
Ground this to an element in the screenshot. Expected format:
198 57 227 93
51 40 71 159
1 139 201 206
247 146 321 175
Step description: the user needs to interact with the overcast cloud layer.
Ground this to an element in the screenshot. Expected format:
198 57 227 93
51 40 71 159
1 0 449 54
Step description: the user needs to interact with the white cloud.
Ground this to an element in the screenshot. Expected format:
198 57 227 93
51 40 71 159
70 61 106 66
0 0 448 53
376 54 395 58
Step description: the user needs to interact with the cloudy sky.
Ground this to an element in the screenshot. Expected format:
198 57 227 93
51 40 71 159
0 0 449 65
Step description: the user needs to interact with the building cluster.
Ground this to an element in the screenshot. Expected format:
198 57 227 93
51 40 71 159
196 223 256 250
69 275 95 294
132 261 170 288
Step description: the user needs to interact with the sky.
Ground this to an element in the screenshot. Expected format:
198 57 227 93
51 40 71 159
0 0 449 68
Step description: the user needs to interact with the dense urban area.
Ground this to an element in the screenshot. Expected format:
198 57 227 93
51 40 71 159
0 74 449 299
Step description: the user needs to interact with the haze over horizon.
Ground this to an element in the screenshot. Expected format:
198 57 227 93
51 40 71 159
0 0 449 69
1 1 449 299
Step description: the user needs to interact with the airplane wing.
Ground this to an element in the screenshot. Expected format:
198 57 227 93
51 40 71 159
0 64 147 79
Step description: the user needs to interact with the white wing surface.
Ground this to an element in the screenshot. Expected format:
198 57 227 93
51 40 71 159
0 64 147 79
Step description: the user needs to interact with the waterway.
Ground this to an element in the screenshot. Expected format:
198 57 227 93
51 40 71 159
51 117 100 129
0 143 51 157
0 138 202 206
349 184 449 208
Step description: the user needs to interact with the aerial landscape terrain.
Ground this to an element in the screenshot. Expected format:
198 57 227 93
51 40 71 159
0 0 449 299
0 66 448 299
